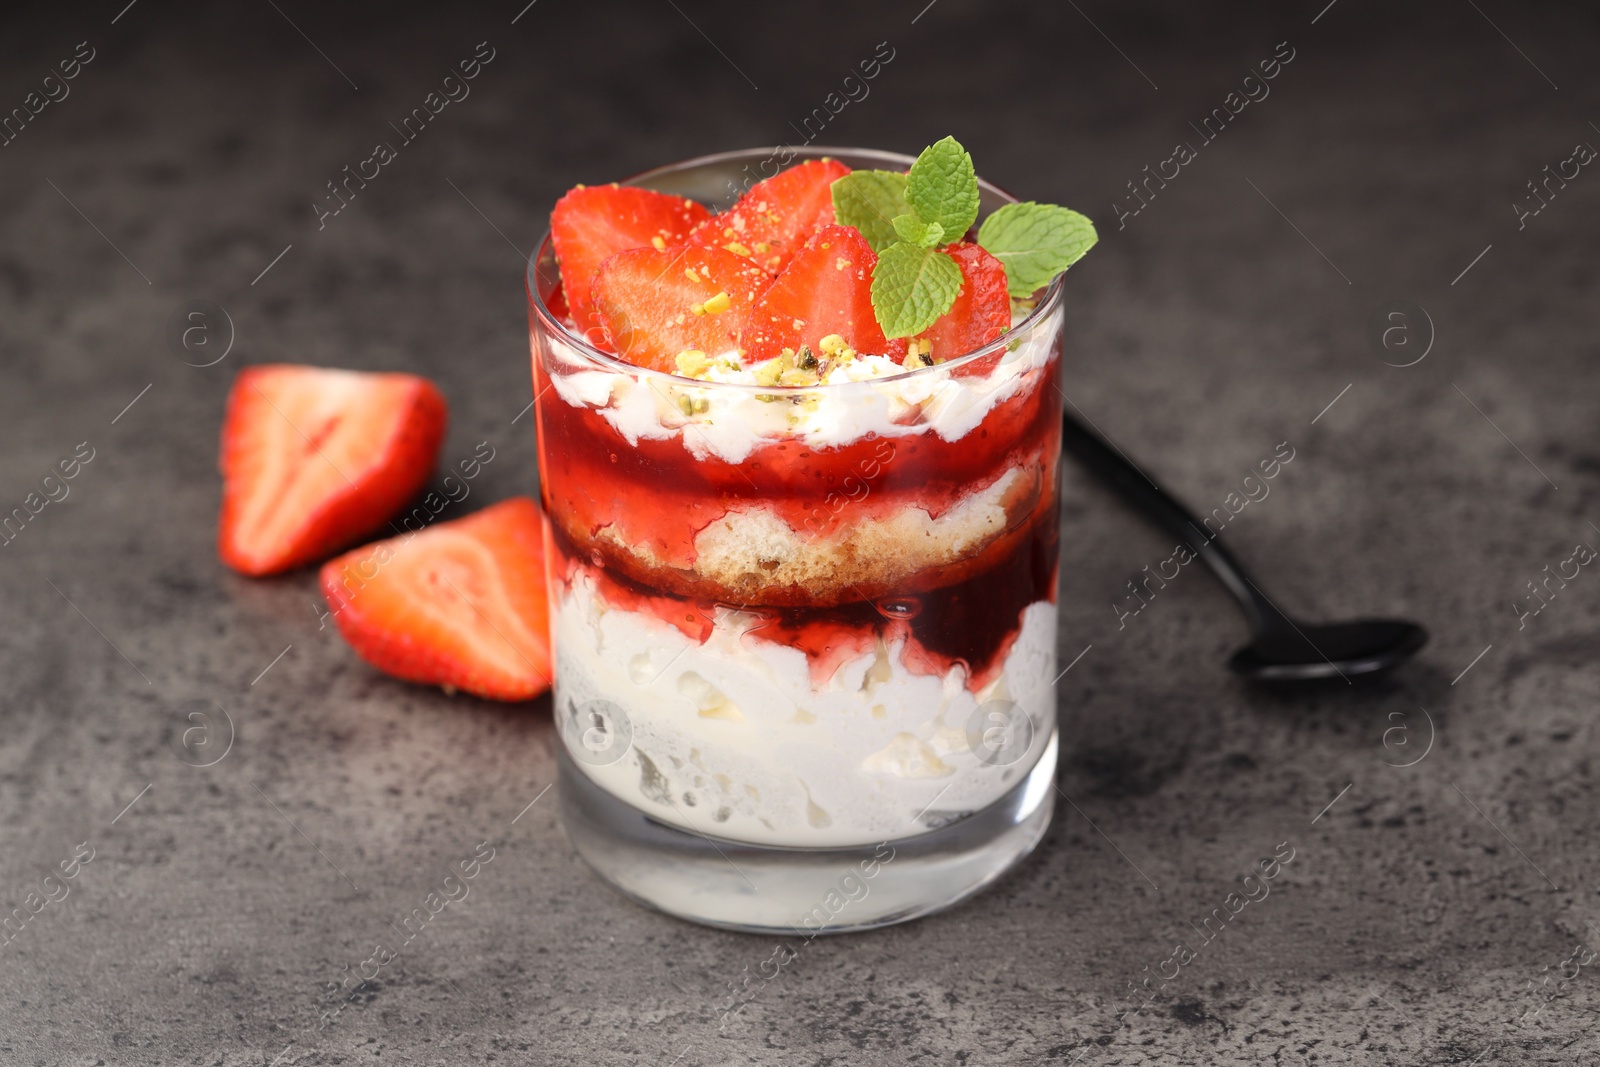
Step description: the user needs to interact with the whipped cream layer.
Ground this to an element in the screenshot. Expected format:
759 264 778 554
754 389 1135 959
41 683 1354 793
543 314 1057 464
553 573 1057 848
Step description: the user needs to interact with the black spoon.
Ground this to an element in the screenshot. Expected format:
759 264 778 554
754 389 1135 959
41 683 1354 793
1059 410 1428 681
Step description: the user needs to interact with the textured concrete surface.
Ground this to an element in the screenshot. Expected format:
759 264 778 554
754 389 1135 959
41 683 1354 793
3 1 1600 1063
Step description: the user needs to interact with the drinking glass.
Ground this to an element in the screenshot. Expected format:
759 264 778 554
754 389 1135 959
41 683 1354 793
527 147 1065 933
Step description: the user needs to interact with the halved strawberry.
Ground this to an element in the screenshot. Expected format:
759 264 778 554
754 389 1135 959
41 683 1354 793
320 498 552 702
591 245 769 372
219 365 447 576
742 225 902 362
689 159 850 274
550 185 711 339
915 242 1012 362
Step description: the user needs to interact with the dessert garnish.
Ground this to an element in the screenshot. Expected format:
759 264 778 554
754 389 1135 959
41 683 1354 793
548 136 1098 378
831 136 1097 337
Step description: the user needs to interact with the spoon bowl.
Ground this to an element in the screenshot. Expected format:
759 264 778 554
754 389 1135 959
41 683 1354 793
1227 618 1430 681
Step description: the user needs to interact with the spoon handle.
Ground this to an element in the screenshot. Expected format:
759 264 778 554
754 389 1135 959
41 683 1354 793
1058 409 1275 633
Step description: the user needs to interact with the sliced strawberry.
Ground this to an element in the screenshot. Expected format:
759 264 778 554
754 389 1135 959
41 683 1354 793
743 225 903 362
689 159 850 274
550 184 711 339
915 242 1012 362
592 245 769 372
320 497 552 702
219 365 447 576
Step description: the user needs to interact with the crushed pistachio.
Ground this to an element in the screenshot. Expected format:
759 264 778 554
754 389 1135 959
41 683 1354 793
903 338 935 369
675 349 711 376
674 392 711 416
690 292 728 317
815 333 860 368
752 356 785 387
650 235 667 250
724 241 752 257
796 345 818 370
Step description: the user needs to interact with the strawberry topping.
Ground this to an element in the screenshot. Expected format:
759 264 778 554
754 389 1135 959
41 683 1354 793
743 225 902 362
688 159 850 274
591 245 769 372
915 242 1012 362
550 185 711 340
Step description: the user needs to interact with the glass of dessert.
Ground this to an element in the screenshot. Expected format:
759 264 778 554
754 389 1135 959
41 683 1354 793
526 140 1095 933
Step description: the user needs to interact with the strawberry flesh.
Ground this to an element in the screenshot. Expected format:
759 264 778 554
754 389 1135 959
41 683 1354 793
320 497 552 702
550 185 711 339
219 364 447 576
592 245 769 372
915 242 1012 362
743 225 903 362
689 159 850 274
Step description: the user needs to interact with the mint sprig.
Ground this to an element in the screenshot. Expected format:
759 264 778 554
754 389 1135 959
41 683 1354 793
976 202 1098 298
830 136 1097 344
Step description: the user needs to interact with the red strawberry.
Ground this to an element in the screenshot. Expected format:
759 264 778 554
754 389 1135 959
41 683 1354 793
320 497 552 702
689 159 850 274
219 365 447 576
915 242 1012 362
592 245 769 372
743 225 903 362
550 185 711 338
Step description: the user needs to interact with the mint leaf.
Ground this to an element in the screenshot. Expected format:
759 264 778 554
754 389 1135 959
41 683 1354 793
976 201 1099 297
871 243 963 340
830 171 911 253
905 136 979 242
891 214 944 248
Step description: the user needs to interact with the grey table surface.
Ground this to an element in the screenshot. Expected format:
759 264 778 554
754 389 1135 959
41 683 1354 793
3 0 1599 1063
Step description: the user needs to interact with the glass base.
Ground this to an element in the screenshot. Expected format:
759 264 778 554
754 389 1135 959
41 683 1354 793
557 729 1058 935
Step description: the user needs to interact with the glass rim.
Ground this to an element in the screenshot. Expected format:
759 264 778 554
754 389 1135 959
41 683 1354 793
525 146 1068 394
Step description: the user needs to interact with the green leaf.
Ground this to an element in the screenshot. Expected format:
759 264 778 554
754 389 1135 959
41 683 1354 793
905 136 979 242
830 171 911 252
976 201 1099 297
891 214 944 249
871 242 963 340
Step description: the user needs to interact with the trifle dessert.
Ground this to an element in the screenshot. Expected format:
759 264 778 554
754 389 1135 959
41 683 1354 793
527 141 1096 930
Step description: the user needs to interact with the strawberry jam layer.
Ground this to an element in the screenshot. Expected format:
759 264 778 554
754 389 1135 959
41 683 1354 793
532 351 1061 610
546 511 1057 694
